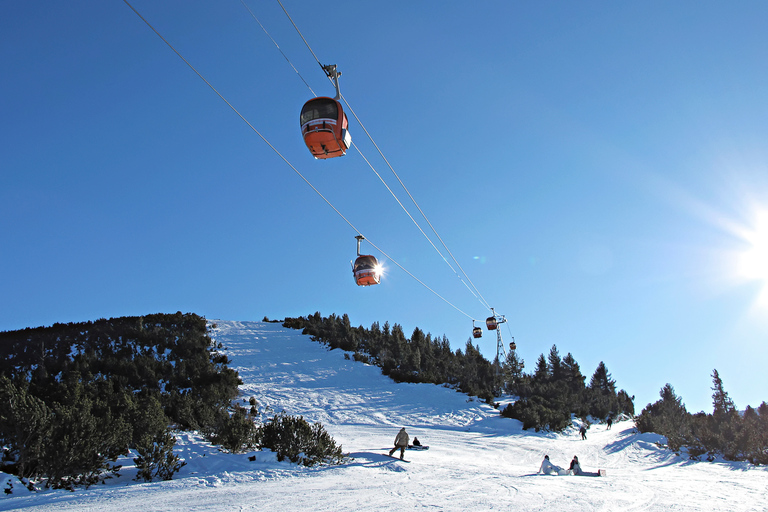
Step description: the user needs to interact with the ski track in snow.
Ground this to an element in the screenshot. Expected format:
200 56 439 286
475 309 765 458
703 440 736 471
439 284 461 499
2 320 767 511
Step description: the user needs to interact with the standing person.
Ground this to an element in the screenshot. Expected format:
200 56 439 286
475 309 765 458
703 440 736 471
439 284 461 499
579 425 587 440
388 427 409 460
569 456 582 475
607 417 613 430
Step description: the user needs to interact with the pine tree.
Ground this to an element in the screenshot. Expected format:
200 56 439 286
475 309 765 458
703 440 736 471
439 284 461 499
562 353 587 416
589 361 616 393
533 354 549 382
656 384 689 451
588 362 618 419
0 376 52 480
710 369 735 418
709 369 740 459
502 349 525 394
547 345 563 381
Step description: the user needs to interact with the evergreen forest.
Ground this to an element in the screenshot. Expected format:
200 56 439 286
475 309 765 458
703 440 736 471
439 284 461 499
635 370 768 465
0 313 343 490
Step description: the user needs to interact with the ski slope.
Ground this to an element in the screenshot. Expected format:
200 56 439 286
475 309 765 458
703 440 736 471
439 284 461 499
2 320 766 511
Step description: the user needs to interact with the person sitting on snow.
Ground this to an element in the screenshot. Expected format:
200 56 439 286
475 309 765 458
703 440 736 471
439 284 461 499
569 455 583 475
538 455 568 475
412 437 422 447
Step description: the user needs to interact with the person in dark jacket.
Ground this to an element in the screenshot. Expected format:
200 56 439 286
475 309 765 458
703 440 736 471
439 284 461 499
569 456 582 475
388 428 409 460
579 425 587 440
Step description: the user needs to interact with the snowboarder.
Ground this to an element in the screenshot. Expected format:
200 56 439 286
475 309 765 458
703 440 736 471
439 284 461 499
538 455 569 475
388 427 409 460
412 437 421 446
607 417 613 430
579 425 587 440
569 456 582 475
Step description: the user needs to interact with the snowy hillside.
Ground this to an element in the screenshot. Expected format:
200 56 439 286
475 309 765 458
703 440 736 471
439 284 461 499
2 320 766 511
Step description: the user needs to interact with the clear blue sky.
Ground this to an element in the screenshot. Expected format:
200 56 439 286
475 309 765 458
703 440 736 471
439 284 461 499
2 1 767 414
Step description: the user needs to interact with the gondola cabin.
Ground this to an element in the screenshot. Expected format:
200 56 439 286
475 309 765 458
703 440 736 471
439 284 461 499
300 97 351 159
472 326 483 339
486 316 498 330
509 341 517 351
353 255 381 286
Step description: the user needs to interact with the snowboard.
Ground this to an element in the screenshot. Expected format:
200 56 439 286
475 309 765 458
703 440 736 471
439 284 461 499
384 454 410 462
408 445 429 450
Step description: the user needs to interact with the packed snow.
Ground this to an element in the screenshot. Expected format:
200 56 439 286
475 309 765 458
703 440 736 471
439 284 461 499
2 320 766 511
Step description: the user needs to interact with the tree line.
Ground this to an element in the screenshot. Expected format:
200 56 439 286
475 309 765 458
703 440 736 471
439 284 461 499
501 345 635 431
635 370 768 465
281 313 634 431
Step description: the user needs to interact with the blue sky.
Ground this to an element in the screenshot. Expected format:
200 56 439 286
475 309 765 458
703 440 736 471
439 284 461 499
2 1 767 414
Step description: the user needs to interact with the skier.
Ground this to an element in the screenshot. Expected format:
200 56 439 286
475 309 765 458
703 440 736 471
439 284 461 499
569 456 582 475
579 425 587 440
388 427 409 460
538 455 568 475
607 417 613 430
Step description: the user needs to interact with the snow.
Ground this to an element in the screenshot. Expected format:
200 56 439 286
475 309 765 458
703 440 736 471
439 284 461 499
2 320 766 511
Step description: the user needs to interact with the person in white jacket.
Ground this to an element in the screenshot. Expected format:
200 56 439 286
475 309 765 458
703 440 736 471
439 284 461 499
388 428 409 460
538 455 568 475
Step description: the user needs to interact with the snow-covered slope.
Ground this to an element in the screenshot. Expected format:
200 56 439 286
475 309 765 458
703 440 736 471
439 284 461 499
2 320 766 511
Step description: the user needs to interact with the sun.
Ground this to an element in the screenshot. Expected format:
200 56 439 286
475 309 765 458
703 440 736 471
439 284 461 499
735 209 768 309
737 211 768 282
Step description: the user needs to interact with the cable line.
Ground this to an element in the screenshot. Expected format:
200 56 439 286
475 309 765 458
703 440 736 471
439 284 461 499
121 0 349 231
342 97 493 311
273 0 494 313
122 0 474 321
239 0 316 96
275 0 325 72
245 0 486 309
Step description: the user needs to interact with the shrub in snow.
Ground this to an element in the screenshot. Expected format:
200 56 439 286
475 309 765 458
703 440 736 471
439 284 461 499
209 405 260 454
134 431 186 482
259 413 344 466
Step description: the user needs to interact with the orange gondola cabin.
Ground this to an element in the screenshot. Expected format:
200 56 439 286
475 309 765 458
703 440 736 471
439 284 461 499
353 255 381 286
352 235 381 286
300 97 351 159
300 64 351 159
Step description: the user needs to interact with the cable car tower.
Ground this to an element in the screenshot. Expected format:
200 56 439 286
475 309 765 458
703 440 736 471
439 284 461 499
486 308 508 382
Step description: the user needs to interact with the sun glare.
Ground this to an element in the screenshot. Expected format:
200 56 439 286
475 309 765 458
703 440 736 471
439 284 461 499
735 209 768 310
737 211 768 282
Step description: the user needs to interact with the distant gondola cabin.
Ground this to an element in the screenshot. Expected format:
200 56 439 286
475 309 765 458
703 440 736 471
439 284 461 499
300 97 351 159
353 255 381 286
472 326 483 338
